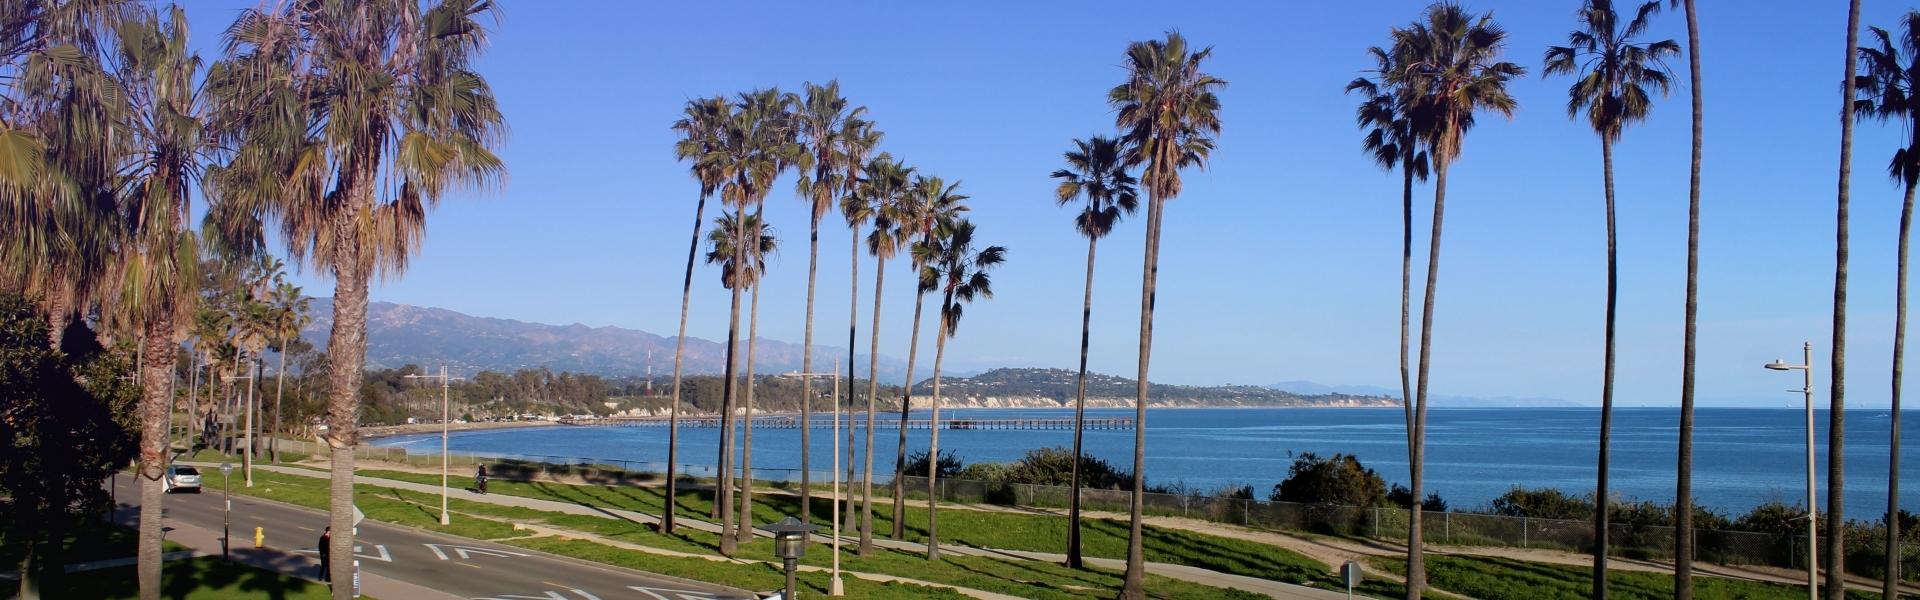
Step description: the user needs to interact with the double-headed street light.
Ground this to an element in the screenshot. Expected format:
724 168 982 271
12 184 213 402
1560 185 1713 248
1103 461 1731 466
780 360 841 596
1763 342 1818 600
403 363 455 525
219 462 234 563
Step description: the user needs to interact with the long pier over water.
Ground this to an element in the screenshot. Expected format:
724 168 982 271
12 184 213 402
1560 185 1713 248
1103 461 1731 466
560 416 1132 430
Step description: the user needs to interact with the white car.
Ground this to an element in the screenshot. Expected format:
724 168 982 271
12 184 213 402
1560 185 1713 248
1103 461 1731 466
162 465 201 493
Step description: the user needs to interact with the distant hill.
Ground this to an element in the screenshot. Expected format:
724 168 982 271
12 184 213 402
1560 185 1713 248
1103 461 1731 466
1268 380 1583 408
913 368 1398 409
302 298 905 379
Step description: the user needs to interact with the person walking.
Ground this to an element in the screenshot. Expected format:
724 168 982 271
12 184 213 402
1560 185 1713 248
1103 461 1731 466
475 463 488 495
317 527 331 583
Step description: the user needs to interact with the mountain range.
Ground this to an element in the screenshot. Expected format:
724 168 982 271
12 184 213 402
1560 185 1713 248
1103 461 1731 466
302 298 908 380
1267 380 1583 407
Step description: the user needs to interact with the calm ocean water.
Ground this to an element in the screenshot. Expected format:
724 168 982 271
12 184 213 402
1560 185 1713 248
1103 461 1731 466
373 407 1918 517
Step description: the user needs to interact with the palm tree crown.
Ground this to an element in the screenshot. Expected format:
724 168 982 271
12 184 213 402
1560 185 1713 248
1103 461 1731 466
1108 31 1226 201
1051 136 1139 241
1391 4 1526 166
1543 0 1678 141
705 211 778 290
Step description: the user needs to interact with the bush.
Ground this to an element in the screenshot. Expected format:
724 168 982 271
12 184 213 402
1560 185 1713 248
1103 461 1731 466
903 449 964 479
1271 453 1388 506
1387 484 1450 512
1004 446 1128 488
1488 487 1592 520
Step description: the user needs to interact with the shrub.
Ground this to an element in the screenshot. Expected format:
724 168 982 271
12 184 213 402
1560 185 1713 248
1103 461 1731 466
1270 453 1388 506
903 449 964 479
1004 446 1128 489
1487 487 1593 520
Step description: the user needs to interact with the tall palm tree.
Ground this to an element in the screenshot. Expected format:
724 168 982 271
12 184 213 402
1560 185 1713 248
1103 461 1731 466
855 154 912 555
891 173 968 538
837 130 883 537
204 2 506 592
1855 15 1915 598
1049 135 1137 569
1543 4 1676 596
1107 31 1226 598
1825 2 1864 598
704 210 777 544
1389 6 1524 597
794 81 865 524
115 6 209 596
1668 0 1703 596
917 219 1005 562
666 96 730 534
266 280 308 463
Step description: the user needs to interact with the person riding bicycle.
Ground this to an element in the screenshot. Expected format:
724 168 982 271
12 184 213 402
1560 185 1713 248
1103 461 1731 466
475 464 488 494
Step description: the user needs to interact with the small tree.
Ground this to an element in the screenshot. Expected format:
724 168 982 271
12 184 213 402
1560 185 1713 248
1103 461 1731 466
1270 453 1388 507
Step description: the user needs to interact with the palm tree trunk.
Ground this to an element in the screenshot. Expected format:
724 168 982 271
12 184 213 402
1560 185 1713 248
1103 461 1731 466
1407 159 1450 600
189 358 201 451
845 232 862 533
892 287 928 539
1887 176 1914 600
1594 138 1619 600
325 210 371 600
138 314 176 600
1675 1 1704 597
1068 235 1098 570
665 192 709 535
860 257 887 556
274 337 287 463
802 215 820 525
1120 191 1164 600
45 268 67 350
1400 163 1416 460
926 293 954 562
737 280 761 543
1827 4 1862 598
717 221 747 557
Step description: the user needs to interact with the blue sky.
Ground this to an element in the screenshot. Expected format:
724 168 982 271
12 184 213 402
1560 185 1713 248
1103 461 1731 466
178 1 1920 407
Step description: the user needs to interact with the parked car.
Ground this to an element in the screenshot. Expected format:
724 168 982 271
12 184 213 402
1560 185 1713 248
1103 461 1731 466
163 465 201 493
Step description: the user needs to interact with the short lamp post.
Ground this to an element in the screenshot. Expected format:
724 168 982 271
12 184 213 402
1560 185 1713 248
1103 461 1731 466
1764 342 1817 600
780 362 842 596
403 363 455 525
761 516 822 600
219 462 234 564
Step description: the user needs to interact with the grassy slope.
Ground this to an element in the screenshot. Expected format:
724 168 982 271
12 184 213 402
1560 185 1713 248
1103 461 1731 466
1370 554 1906 600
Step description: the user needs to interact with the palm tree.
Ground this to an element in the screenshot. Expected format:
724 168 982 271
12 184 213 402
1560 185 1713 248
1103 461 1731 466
1347 45 1430 497
1543 4 1676 595
204 2 506 592
918 219 1005 562
705 210 777 544
1824 2 1865 598
1049 135 1137 569
855 154 912 555
266 280 309 463
794 81 865 524
1668 0 1704 596
1854 15 1916 598
891 174 968 538
1107 31 1226 598
666 95 730 534
1389 6 1524 597
837 130 884 538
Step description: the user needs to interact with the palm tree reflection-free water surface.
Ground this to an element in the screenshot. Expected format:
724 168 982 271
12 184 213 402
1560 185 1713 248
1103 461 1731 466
374 407 1918 517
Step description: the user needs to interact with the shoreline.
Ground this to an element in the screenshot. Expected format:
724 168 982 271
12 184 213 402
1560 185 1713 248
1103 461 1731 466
358 419 559 440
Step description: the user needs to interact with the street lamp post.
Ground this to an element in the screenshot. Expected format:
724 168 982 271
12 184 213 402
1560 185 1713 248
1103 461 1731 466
1764 342 1818 600
222 367 256 487
404 363 454 525
219 462 233 564
781 361 842 596
762 517 824 600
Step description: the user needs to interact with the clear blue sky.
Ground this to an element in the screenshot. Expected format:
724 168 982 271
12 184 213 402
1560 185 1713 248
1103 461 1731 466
178 0 1920 407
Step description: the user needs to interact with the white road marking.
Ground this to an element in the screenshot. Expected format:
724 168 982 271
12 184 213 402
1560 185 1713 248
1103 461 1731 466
570 590 602 600
421 543 530 560
352 544 392 562
627 586 718 600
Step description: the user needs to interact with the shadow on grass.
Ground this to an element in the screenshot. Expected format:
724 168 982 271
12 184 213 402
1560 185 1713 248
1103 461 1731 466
27 556 329 600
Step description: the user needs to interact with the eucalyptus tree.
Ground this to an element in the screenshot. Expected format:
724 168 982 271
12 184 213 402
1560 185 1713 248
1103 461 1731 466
1388 6 1524 597
704 209 776 544
793 80 865 523
203 1 507 592
890 173 968 539
1347 45 1429 470
853 153 912 555
266 280 308 462
1668 0 1704 595
666 95 729 534
115 6 213 595
916 219 1004 562
1824 2 1865 598
1543 3 1676 594
1106 31 1225 598
708 88 797 556
1048 135 1136 569
1855 15 1920 596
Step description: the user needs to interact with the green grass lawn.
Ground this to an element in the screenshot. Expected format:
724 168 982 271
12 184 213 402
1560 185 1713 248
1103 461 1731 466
4 556 347 600
1368 554 1908 600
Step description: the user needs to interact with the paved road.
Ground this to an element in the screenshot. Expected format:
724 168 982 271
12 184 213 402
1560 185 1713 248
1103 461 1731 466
113 472 756 600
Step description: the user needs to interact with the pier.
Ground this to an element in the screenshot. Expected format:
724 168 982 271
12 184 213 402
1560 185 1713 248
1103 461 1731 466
560 415 1132 430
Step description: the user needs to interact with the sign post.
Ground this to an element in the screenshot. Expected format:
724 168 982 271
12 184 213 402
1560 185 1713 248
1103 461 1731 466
1341 560 1363 599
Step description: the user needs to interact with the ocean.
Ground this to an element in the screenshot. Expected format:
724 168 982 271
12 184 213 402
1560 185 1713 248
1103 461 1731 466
371 406 1918 518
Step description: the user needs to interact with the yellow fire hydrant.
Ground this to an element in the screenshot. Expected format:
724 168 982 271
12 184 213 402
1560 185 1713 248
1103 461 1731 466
253 527 264 548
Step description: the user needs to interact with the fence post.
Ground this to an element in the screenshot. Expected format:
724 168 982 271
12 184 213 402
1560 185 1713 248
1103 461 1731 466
1372 508 1379 539
1521 516 1527 548
1445 512 1451 544
1242 499 1249 526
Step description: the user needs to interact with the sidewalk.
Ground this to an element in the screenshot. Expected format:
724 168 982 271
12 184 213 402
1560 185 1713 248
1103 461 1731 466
230 462 1350 600
110 504 458 600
